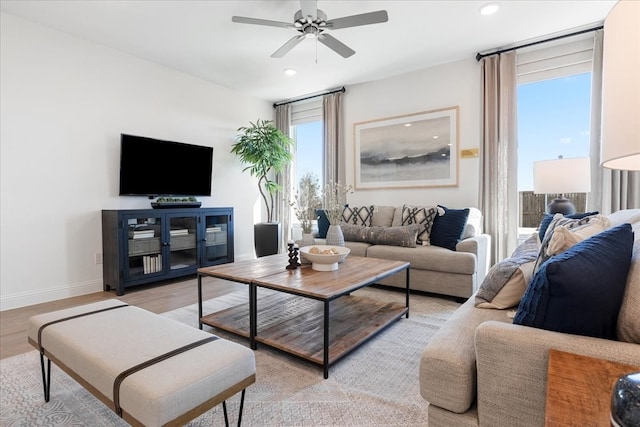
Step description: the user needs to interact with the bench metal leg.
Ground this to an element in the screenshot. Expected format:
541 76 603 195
39 353 51 402
222 400 229 427
222 388 247 427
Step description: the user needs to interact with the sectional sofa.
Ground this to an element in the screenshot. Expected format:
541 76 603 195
420 209 640 426
311 204 491 299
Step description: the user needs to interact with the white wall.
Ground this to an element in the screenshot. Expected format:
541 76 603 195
343 58 482 208
0 13 272 310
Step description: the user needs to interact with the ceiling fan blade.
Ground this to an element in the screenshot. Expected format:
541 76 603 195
271 35 305 58
232 16 294 29
318 34 355 58
326 10 389 29
300 0 318 22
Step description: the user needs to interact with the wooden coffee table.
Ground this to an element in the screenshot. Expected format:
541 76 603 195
197 255 410 378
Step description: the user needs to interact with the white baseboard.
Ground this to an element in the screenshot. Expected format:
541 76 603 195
0 279 103 311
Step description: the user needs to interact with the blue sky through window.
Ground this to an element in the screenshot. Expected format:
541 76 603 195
294 120 324 187
517 72 592 190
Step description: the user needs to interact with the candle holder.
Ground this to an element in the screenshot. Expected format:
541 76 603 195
286 243 300 270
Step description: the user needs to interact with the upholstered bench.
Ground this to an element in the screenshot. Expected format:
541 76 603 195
27 299 256 427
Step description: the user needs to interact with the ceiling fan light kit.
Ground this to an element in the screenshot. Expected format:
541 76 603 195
232 0 388 59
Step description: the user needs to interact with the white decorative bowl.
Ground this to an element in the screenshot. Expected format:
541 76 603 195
299 245 351 271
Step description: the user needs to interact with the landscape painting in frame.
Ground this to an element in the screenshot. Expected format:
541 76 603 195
354 107 459 189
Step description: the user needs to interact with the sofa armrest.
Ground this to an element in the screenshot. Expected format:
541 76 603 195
474 321 640 427
456 234 491 284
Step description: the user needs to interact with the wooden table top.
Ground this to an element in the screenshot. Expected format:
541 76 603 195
545 349 640 427
198 255 409 299
252 256 409 299
198 254 290 283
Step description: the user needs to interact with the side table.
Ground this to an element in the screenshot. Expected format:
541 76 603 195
545 349 640 426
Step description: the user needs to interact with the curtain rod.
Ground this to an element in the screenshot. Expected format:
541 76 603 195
273 86 345 108
475 25 603 62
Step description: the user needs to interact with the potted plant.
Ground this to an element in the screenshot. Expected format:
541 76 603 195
231 119 293 257
292 172 323 246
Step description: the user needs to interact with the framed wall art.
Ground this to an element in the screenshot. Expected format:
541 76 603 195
354 106 459 189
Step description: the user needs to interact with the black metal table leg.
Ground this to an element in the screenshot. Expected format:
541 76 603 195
323 300 330 379
39 353 51 401
405 267 410 318
197 273 203 330
250 284 257 350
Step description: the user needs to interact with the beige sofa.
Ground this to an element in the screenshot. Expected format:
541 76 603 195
420 209 640 426
313 205 491 299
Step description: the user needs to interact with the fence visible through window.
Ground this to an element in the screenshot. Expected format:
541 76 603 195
519 191 587 228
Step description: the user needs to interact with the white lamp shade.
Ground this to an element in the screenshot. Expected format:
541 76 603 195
533 157 591 194
601 0 640 171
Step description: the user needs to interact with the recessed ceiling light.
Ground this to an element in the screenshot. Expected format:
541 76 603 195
284 68 297 76
433 135 439 139
404 123 412 127
480 3 500 15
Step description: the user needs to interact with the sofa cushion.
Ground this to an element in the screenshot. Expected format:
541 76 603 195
546 214 610 257
371 205 396 227
342 205 374 226
475 233 539 309
514 224 634 340
462 207 482 239
533 213 598 272
401 205 440 245
316 209 330 238
618 242 640 344
431 206 470 251
341 224 421 248
537 211 599 242
367 244 476 275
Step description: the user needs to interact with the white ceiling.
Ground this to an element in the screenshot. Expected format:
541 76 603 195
0 0 616 102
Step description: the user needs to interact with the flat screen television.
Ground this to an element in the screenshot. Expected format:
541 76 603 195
119 134 213 197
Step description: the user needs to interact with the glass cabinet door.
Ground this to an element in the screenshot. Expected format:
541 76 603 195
167 214 198 271
203 213 230 264
124 215 163 280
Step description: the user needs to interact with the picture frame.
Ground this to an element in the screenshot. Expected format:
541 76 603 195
354 107 459 189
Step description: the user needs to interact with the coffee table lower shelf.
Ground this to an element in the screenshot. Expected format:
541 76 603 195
200 292 407 368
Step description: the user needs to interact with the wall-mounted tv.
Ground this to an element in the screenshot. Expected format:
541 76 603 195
119 134 213 197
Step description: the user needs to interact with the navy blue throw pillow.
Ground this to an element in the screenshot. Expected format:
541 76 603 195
514 223 633 340
430 206 470 251
316 209 330 238
538 211 599 241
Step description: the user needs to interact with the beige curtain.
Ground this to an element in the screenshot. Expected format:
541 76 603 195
275 104 292 252
479 52 519 265
323 92 344 186
589 30 640 214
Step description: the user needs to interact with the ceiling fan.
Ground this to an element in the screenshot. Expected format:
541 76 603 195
231 0 388 58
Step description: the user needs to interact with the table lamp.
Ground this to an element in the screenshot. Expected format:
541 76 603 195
533 156 591 215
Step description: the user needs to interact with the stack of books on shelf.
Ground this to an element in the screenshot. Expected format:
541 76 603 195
143 254 162 274
170 229 189 236
133 229 154 239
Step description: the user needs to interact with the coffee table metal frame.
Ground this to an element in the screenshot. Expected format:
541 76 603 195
197 255 410 378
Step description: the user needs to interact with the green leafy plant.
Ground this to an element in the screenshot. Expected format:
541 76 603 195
231 119 293 222
291 172 322 234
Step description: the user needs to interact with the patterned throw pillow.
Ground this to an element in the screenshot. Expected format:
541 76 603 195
342 206 374 226
401 205 440 245
533 213 598 273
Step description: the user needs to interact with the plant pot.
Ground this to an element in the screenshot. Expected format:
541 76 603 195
254 222 281 257
326 225 345 247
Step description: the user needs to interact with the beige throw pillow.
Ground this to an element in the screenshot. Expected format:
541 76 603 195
546 215 611 257
476 261 535 309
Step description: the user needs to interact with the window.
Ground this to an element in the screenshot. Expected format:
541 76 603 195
516 35 595 236
290 99 324 235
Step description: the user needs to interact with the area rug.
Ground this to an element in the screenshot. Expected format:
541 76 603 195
0 287 460 426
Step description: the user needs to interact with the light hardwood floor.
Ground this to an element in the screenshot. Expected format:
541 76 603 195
0 276 243 360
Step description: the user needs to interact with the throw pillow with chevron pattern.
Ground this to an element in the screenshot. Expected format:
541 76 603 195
401 205 441 245
342 205 375 226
